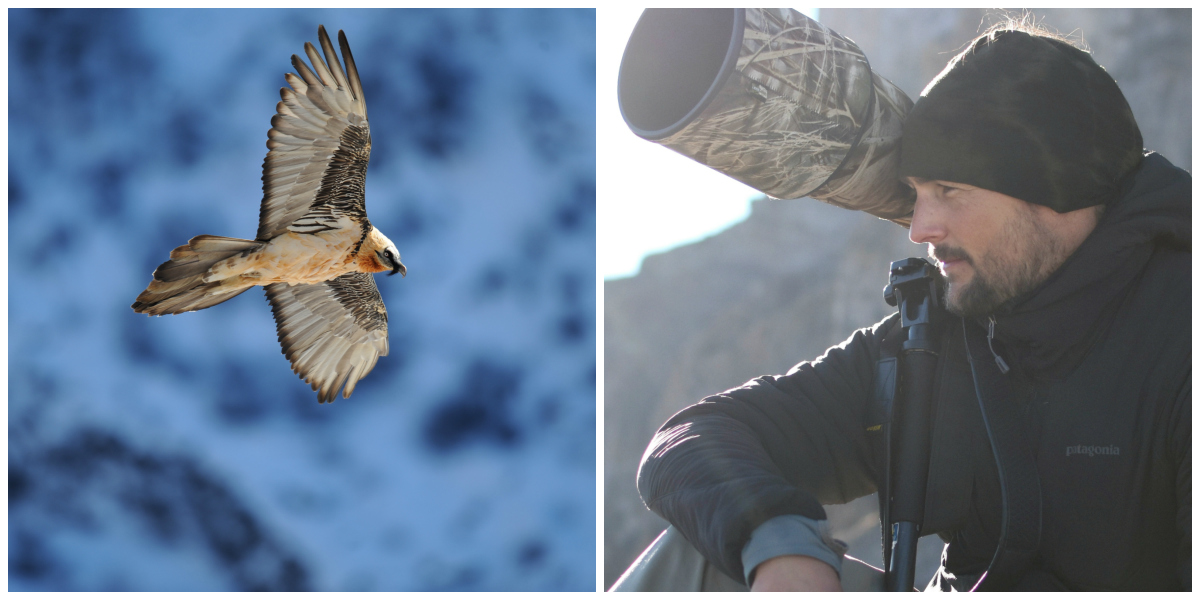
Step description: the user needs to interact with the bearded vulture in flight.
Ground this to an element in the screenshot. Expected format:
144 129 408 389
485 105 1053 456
133 25 404 404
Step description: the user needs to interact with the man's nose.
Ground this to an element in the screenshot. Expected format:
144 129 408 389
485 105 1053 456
908 190 945 245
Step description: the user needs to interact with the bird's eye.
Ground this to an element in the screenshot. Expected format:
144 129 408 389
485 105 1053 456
384 250 394 261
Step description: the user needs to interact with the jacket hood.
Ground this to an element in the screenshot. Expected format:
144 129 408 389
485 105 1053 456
986 152 1191 379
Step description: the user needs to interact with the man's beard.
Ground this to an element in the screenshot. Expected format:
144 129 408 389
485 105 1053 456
933 207 1070 318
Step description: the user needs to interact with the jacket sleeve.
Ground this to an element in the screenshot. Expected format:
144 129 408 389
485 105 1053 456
637 313 899 583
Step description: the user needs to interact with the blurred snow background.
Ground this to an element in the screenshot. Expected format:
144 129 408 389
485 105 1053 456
9 8 596 591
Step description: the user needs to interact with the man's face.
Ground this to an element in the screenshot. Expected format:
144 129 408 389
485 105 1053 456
905 178 1100 317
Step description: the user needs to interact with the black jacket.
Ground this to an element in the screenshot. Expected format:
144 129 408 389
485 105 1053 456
637 153 1191 591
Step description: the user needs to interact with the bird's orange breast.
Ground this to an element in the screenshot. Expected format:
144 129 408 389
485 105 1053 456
356 250 389 273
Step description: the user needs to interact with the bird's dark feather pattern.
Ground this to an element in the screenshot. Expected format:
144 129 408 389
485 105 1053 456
329 272 389 331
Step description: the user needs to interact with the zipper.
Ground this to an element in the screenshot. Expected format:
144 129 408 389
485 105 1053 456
987 316 1011 374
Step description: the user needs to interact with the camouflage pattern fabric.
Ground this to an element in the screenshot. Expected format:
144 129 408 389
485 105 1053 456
649 8 916 225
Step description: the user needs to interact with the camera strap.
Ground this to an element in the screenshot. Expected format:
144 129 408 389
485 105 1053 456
961 318 1042 591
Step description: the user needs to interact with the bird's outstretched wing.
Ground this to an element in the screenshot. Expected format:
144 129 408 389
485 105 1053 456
265 272 389 403
259 25 371 241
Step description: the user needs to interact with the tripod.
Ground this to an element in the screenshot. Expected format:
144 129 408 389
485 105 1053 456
881 258 946 592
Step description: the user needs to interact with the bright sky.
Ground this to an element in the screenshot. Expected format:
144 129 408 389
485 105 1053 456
597 8 818 280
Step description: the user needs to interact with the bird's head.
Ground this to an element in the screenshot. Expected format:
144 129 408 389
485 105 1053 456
363 228 406 277
377 244 406 277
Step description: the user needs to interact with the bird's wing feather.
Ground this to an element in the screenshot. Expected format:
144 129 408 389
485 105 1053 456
265 272 389 403
258 26 371 241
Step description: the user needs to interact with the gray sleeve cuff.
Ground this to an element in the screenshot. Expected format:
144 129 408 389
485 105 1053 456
741 515 849 586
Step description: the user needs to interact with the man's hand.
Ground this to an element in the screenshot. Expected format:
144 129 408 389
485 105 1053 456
750 555 843 592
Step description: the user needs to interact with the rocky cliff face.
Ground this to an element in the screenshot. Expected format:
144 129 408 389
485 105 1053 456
604 8 1190 588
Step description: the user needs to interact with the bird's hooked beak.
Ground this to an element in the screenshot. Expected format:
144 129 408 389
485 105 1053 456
391 261 406 277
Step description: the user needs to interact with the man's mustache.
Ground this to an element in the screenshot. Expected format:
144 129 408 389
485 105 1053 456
930 245 974 266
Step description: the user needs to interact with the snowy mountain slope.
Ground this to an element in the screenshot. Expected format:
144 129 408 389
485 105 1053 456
9 8 596 591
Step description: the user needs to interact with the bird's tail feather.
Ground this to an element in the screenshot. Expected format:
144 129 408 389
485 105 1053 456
132 235 263 316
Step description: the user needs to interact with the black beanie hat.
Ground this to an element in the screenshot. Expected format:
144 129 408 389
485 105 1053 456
899 28 1144 213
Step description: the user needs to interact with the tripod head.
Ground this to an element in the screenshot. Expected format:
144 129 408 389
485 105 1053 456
883 257 945 349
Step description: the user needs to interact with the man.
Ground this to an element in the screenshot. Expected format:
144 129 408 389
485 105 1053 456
636 25 1190 591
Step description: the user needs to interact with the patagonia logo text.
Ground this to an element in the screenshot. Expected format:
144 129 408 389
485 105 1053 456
1065 444 1120 457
